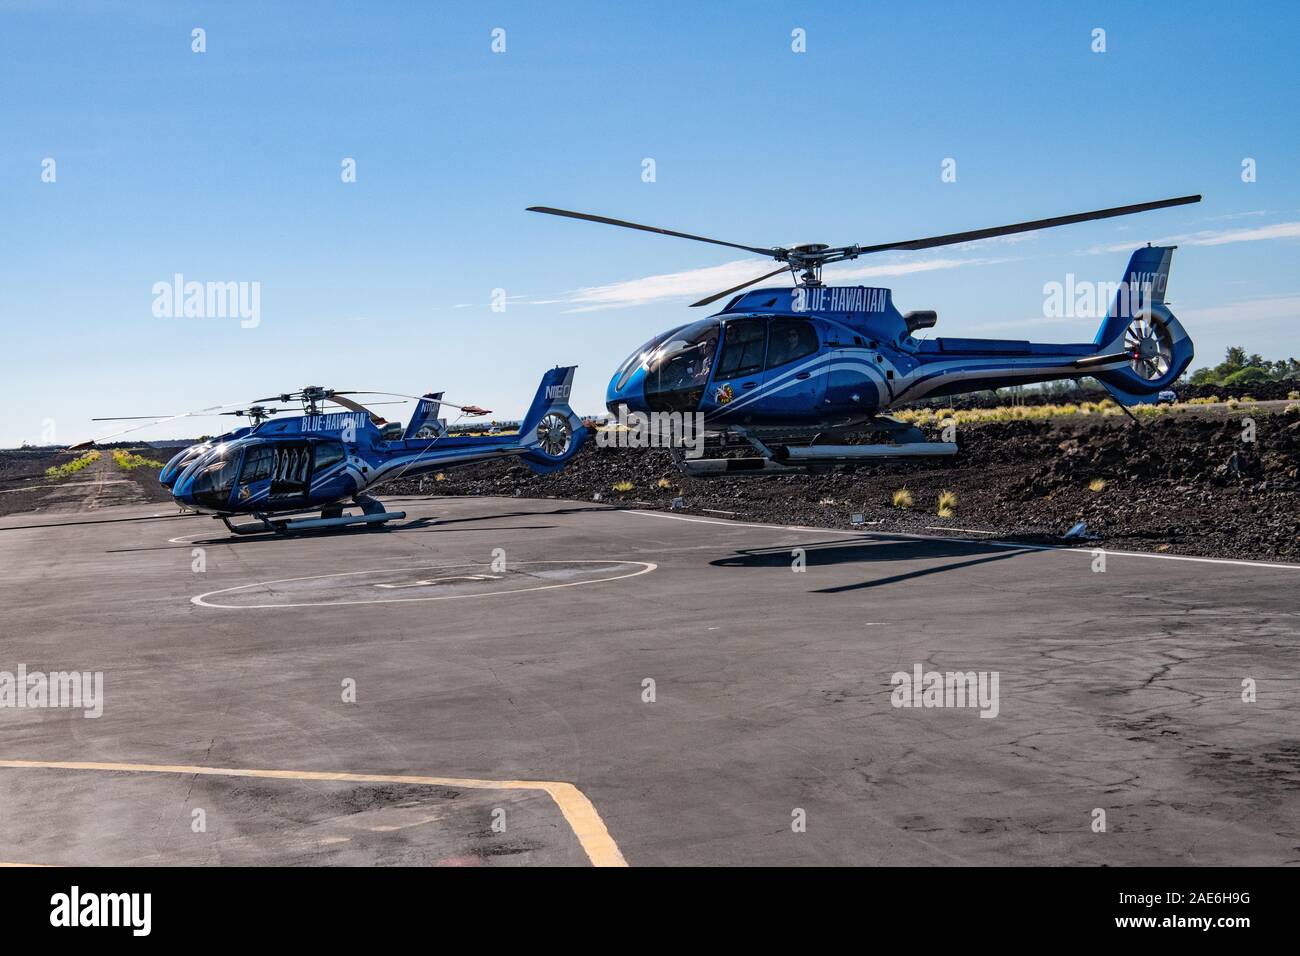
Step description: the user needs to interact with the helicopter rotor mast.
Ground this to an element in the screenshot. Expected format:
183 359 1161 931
527 194 1202 307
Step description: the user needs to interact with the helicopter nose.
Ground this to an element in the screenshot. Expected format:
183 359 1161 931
605 364 651 417
168 470 198 509
170 482 194 508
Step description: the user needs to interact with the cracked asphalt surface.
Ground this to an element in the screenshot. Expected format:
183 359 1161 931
0 496 1296 865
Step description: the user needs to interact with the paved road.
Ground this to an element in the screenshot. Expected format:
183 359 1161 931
0 496 1295 865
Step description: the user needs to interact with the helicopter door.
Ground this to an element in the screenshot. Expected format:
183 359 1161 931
267 442 313 505
233 444 276 508
706 317 768 421
759 317 824 423
308 441 352 501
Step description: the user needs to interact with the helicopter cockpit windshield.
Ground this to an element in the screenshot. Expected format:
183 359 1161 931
160 443 208 487
643 318 719 411
614 325 683 392
185 444 240 510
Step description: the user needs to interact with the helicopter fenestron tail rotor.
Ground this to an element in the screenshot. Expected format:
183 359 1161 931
1124 315 1175 380
527 194 1202 307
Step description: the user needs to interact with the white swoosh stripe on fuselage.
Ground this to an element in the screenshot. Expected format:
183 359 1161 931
706 353 890 420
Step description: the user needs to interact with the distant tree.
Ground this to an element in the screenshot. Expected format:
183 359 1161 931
1269 357 1300 379
1223 366 1271 386
1188 346 1295 385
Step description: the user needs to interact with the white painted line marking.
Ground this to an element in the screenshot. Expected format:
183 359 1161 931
618 508 1300 572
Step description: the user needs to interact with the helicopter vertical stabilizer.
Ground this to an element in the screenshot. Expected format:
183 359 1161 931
1093 245 1175 347
520 367 577 434
519 366 589 474
402 391 445 439
1090 246 1194 405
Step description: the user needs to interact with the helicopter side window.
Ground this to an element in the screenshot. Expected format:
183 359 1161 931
239 445 275 484
313 442 345 474
715 318 767 379
765 318 820 370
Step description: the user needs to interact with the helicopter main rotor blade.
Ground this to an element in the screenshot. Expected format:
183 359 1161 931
81 398 415 447
335 391 490 414
77 401 257 446
853 195 1202 255
690 265 792 308
527 206 778 257
322 393 391 425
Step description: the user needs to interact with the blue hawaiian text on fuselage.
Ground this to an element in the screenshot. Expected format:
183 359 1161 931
792 286 889 314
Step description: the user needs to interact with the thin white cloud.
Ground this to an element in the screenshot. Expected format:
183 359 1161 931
1181 294 1300 326
1179 221 1300 245
1200 209 1269 222
824 256 1014 282
1084 220 1300 254
550 259 788 312
540 255 1015 313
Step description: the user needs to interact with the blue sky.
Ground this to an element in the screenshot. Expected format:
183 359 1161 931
3 0 1298 446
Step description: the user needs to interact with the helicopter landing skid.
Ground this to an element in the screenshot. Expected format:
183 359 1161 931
671 419 957 478
220 497 407 536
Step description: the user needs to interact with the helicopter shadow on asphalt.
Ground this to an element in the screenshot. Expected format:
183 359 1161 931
162 505 613 549
709 534 1038 593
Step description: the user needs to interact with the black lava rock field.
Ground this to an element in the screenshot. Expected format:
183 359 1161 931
390 408 1300 562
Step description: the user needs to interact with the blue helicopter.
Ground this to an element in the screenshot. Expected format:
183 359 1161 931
529 196 1200 475
86 367 586 534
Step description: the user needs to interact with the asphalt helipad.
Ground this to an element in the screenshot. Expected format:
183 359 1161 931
0 496 1296 866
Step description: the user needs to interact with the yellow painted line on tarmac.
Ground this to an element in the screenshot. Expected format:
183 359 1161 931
0 759 627 868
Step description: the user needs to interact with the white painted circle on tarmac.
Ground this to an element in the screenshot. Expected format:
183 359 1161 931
192 559 656 609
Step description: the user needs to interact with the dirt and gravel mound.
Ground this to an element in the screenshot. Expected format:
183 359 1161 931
0 447 174 516
390 408 1300 562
